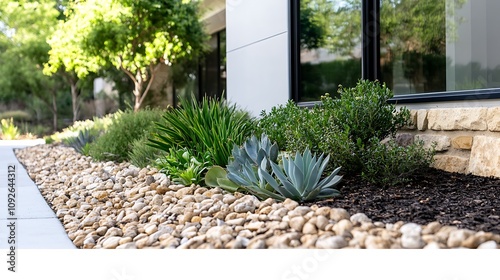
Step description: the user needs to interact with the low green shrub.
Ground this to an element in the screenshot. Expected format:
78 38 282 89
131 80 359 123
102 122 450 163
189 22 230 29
89 108 163 162
156 147 211 185
0 118 20 140
258 79 412 176
0 110 32 122
129 134 166 168
361 138 436 186
149 97 256 167
49 112 117 143
325 79 410 148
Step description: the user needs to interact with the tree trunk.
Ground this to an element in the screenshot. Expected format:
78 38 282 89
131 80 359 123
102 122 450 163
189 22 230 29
51 90 58 132
70 81 80 122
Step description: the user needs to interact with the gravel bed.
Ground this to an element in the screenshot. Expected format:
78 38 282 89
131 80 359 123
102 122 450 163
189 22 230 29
14 144 500 249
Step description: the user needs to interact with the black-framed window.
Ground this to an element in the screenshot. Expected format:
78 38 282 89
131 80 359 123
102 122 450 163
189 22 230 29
173 30 226 103
291 0 500 104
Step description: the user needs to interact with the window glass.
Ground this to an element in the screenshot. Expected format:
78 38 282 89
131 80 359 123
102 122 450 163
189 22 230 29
380 0 500 94
298 0 362 102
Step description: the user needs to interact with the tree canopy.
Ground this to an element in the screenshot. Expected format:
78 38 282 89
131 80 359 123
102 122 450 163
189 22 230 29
46 0 208 112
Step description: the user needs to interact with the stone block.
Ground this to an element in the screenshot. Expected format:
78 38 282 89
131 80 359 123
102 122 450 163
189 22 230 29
487 107 500 132
415 134 451 152
417 109 428 131
427 108 488 131
468 136 500 178
451 136 473 150
395 133 414 147
402 110 417 130
432 155 469 174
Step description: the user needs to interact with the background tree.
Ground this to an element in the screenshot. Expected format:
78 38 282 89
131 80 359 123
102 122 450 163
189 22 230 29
44 0 103 122
0 0 64 131
55 0 208 112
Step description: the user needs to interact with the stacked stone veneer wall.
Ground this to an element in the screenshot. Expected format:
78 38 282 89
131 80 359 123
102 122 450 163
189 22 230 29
397 107 500 178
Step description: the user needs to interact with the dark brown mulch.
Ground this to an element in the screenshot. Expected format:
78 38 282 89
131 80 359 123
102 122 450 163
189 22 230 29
309 168 500 235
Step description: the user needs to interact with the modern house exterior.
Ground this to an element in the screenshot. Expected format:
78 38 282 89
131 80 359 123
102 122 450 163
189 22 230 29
179 0 500 178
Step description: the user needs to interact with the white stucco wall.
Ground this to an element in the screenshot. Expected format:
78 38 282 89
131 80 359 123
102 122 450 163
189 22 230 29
226 0 290 116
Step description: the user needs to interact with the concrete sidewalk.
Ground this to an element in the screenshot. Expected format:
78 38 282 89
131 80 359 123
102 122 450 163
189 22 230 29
0 140 76 249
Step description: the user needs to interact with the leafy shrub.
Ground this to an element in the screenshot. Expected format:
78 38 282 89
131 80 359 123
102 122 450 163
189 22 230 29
156 147 211 185
361 138 436 186
89 108 163 162
325 79 410 147
206 134 342 202
49 112 116 143
0 118 20 140
129 134 166 168
149 97 256 167
256 100 303 149
258 79 412 176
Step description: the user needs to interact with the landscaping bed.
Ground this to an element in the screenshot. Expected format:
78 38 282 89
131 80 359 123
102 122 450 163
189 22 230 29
311 168 500 235
15 144 500 249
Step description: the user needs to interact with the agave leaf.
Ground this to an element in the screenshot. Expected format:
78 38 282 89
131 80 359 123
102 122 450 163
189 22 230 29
244 135 258 162
316 188 341 199
258 167 280 192
318 173 343 190
244 184 286 201
289 160 305 194
281 180 302 200
304 158 323 194
303 188 323 202
227 172 250 186
242 163 258 184
217 178 240 192
269 143 279 162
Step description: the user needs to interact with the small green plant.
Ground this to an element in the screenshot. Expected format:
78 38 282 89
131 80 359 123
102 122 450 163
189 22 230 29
262 149 342 202
129 134 166 168
64 129 96 155
361 138 436 186
156 147 211 185
0 118 20 140
326 79 410 147
88 108 163 162
256 100 303 149
205 134 342 202
149 97 256 167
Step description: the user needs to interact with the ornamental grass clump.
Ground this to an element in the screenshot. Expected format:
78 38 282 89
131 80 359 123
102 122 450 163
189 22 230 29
149 97 256 167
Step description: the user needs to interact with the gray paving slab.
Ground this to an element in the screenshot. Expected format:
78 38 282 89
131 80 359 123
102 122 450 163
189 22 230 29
0 140 76 249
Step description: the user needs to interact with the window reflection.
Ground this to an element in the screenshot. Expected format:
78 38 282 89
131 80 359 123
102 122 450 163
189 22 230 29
299 0 362 102
380 0 500 94
173 30 227 102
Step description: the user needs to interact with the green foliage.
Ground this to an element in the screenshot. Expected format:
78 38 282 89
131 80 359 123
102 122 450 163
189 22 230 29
257 100 304 149
264 149 342 202
46 0 208 111
50 112 116 143
227 133 279 172
63 129 96 156
149 97 256 167
205 166 240 193
361 138 436 186
0 110 32 122
89 108 163 162
258 80 413 177
205 134 342 203
0 118 20 140
129 134 166 168
156 147 211 186
327 80 410 146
